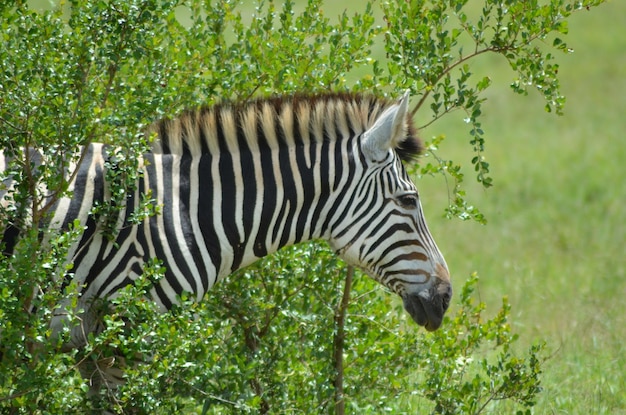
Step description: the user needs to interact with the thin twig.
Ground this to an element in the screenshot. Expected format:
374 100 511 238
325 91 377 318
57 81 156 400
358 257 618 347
410 47 496 118
183 380 254 410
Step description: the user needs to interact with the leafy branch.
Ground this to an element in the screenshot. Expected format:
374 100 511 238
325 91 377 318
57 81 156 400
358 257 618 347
380 0 605 218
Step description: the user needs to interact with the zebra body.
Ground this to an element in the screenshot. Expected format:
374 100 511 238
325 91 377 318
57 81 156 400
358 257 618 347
1 93 451 351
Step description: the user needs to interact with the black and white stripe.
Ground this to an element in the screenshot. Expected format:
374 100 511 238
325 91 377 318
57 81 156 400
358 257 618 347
1 92 452 347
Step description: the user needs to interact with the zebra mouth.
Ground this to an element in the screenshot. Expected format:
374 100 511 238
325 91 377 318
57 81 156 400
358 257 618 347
402 291 445 332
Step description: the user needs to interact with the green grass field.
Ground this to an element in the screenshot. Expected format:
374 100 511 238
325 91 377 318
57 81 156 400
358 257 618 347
414 2 626 413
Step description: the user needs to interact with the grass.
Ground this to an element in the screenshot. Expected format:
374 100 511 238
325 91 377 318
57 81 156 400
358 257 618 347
414 2 626 413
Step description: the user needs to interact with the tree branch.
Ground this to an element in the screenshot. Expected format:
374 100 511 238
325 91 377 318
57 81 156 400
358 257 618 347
333 265 354 415
410 47 495 118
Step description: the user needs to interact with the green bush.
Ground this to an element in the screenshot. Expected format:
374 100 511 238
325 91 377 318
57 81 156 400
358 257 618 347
106 246 544 414
0 0 604 413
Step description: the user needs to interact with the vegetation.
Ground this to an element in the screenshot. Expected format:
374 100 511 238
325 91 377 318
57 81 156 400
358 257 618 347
1 0 619 413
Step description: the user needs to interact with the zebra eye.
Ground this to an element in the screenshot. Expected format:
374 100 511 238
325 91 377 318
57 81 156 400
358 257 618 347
397 193 418 209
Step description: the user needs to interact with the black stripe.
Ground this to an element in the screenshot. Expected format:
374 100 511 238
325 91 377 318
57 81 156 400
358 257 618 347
177 155 209 291
294 145 316 242
253 125 275 257
214 116 242 271
289 114 315 242
308 140 327 236
159 155 198 293
63 144 95 229
277 116 298 247
237 118 257 255
363 223 416 260
320 139 358 236
197 155 222 277
376 250 428 272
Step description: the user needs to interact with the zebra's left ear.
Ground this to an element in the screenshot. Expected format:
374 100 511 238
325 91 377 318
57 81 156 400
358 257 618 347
362 91 410 162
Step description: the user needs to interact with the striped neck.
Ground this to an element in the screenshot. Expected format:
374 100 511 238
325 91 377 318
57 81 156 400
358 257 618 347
190 131 362 280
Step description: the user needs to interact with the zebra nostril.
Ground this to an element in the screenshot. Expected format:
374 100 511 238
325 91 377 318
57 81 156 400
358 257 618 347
440 285 452 311
441 292 451 311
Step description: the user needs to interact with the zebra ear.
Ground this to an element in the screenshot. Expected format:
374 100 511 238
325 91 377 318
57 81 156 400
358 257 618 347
362 91 410 162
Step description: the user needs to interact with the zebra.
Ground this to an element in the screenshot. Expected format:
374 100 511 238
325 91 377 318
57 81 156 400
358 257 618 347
1 91 451 388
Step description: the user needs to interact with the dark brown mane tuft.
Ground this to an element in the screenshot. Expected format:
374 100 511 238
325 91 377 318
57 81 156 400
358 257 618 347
396 118 423 162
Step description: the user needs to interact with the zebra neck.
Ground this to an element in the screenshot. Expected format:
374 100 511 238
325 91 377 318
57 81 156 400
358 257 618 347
189 138 358 280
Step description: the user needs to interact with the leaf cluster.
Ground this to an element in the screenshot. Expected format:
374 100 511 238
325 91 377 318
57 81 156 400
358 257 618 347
415 273 545 414
381 0 604 220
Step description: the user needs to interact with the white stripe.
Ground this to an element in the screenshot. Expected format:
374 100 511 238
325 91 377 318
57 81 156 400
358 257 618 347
169 155 204 295
221 109 245 242
280 104 305 243
260 102 286 252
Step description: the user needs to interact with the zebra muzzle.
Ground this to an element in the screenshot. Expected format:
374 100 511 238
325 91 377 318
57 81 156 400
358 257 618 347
402 278 452 331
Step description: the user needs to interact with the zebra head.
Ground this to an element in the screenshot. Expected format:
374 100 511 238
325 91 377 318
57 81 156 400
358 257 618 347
330 92 451 331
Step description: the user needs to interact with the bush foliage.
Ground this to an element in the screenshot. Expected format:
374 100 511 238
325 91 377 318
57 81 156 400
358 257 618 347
0 0 604 413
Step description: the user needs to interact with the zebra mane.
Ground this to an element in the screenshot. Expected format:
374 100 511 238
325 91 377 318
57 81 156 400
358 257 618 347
147 93 422 162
